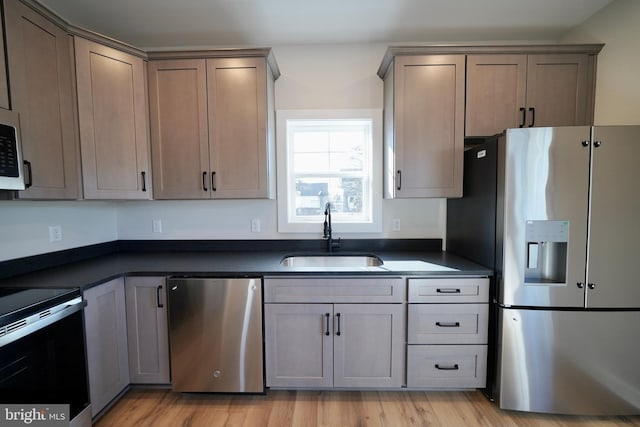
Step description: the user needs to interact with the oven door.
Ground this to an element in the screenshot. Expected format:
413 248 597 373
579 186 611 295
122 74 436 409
0 305 90 421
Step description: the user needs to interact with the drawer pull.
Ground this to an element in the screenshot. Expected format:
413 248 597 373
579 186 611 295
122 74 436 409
435 321 460 328
325 313 330 336
435 364 459 371
436 288 461 294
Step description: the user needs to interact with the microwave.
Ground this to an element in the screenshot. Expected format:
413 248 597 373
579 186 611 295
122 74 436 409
0 109 25 190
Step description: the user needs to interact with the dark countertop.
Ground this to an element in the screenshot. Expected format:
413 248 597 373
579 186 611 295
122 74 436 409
0 248 492 291
0 252 492 289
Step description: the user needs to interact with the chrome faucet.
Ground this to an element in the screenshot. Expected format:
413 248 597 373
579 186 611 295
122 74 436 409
323 202 341 253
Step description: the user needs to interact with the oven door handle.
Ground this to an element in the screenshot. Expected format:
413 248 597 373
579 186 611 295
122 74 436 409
0 297 85 347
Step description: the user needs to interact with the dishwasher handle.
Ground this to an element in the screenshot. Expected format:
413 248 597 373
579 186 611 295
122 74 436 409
156 285 164 308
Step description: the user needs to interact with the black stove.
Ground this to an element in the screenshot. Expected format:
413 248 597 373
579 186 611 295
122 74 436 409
0 286 90 423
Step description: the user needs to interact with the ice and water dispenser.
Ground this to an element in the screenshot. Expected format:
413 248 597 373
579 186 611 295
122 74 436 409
524 220 569 284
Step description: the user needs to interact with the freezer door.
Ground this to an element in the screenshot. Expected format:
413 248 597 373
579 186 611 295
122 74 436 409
587 126 640 308
498 308 640 415
500 127 591 307
168 278 264 392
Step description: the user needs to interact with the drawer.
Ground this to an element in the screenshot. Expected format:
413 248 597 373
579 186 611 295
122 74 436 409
408 304 488 344
407 345 487 388
408 277 489 303
264 276 405 303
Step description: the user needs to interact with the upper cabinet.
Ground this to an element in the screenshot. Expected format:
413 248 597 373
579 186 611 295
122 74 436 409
379 53 465 198
148 51 278 199
465 46 602 137
3 0 80 199
75 37 152 199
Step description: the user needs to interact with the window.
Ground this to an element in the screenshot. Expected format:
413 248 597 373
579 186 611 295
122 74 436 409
277 109 382 233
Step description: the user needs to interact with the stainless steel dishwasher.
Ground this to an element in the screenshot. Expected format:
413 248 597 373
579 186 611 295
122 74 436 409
167 277 263 392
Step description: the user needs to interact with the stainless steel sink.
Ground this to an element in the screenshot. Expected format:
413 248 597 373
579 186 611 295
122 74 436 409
280 254 383 268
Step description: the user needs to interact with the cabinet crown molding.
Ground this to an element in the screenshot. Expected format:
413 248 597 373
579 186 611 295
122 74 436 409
377 43 605 78
147 48 280 79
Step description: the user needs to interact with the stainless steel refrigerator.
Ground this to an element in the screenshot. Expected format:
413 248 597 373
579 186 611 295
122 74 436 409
447 126 640 415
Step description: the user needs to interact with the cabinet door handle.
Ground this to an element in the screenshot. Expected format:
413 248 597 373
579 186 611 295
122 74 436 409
156 285 164 308
519 107 526 128
202 171 208 191
23 160 33 189
325 313 330 336
211 171 217 192
436 321 460 328
396 170 402 191
593 141 602 148
436 288 461 294
335 312 341 336
528 107 535 127
141 171 147 192
435 364 459 371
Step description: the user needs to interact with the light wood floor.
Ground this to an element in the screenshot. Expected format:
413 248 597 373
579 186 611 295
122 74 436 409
95 389 640 427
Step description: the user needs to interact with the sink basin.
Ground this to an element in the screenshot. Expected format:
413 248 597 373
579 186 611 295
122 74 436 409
280 254 383 268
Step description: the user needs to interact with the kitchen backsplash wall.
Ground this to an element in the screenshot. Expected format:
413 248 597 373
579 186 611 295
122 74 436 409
0 201 118 261
115 199 445 240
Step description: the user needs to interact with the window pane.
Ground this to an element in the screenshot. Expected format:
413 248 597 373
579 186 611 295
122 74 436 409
285 115 374 226
294 152 330 172
294 176 367 221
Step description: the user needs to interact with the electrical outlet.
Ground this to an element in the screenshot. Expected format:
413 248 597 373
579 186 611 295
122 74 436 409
392 218 401 232
49 225 63 242
152 219 162 233
251 218 261 233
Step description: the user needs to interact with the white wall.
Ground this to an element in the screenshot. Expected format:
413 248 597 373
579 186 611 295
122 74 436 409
561 0 640 125
116 43 448 242
0 201 117 261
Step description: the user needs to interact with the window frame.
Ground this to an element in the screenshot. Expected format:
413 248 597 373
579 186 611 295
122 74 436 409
276 109 383 234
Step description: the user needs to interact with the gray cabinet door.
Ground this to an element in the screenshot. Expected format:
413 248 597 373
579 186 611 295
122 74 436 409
207 57 271 199
587 126 640 308
388 55 465 198
4 0 79 199
333 304 404 388
83 278 129 417
265 304 333 388
148 59 210 199
125 277 170 384
75 37 151 200
525 54 591 128
466 54 527 137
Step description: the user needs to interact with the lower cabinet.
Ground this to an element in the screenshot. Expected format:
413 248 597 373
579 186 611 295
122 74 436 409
406 277 490 389
125 276 170 384
83 277 129 417
264 276 405 389
407 345 487 388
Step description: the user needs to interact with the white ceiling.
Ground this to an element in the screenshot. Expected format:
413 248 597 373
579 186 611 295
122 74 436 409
37 0 613 49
